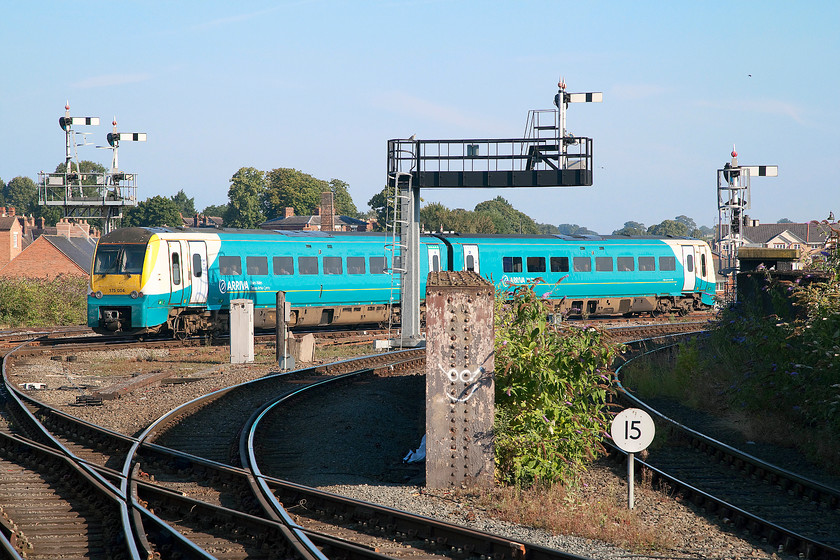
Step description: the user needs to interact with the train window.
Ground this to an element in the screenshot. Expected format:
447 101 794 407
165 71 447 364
323 256 343 274
701 253 707 277
685 254 694 272
550 257 569 272
617 256 634 271
219 256 241 275
639 256 655 271
503 256 522 273
527 256 546 273
431 254 440 272
246 256 268 275
171 253 181 285
347 257 366 274
573 257 591 272
123 246 146 274
298 256 318 275
369 256 387 274
192 254 202 278
466 255 475 272
595 257 613 272
273 256 294 275
659 256 676 271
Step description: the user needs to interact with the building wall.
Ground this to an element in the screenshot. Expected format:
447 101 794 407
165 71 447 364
0 217 23 268
0 237 86 279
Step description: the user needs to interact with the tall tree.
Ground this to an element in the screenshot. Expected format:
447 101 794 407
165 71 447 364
225 167 266 229
474 196 539 234
202 203 229 217
557 223 598 235
170 189 196 217
536 223 560 234
613 221 647 236
122 195 182 227
777 218 794 223
367 186 393 232
3 176 39 216
419 202 451 232
647 219 689 237
674 215 697 231
263 168 357 219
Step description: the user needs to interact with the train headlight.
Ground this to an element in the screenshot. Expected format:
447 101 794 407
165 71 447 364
93 291 103 299
130 290 142 299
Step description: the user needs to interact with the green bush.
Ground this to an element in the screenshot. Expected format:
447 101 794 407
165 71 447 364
494 285 621 487
0 276 88 327
710 260 840 433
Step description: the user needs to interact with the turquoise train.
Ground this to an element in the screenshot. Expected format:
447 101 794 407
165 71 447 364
88 227 716 337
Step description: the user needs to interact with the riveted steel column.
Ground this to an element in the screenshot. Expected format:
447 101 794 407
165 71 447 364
425 271 495 488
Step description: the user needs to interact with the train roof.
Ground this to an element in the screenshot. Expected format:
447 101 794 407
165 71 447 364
431 233 701 242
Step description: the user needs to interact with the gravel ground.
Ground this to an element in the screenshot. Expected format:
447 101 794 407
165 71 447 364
7 346 801 560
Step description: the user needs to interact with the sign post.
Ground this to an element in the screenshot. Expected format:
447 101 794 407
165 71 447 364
610 408 655 509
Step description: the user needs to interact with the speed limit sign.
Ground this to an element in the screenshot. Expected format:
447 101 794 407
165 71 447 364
611 408 655 453
610 408 655 509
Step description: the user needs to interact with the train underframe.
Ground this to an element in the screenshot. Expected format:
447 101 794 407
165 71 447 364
544 293 707 319
93 303 393 338
94 294 706 338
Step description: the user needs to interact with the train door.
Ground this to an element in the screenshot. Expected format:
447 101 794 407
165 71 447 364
680 245 696 291
428 246 441 273
463 244 480 274
168 241 186 304
189 241 208 305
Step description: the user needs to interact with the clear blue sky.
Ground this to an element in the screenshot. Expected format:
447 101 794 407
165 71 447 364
2 1 838 233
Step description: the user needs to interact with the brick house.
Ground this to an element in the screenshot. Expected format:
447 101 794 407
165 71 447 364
0 217 99 280
0 207 25 268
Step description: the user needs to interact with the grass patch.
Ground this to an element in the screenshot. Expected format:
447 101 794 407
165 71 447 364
451 469 674 552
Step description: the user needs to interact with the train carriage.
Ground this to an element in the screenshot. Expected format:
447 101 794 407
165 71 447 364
438 233 715 317
88 228 444 336
88 228 716 337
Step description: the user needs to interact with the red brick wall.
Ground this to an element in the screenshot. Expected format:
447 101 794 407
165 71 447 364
0 220 23 267
0 237 87 279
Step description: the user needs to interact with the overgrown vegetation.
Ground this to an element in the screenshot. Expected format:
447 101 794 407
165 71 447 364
623 250 840 468
0 276 88 327
493 284 621 486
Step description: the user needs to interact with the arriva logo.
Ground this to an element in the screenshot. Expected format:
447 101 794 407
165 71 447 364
219 280 249 293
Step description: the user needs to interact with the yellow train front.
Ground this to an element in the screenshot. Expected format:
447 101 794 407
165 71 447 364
88 227 413 337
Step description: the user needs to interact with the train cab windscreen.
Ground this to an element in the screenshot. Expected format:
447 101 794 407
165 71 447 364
94 245 147 275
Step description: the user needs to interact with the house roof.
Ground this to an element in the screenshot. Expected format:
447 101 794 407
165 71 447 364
0 217 21 231
43 235 97 271
743 223 834 245
260 214 368 228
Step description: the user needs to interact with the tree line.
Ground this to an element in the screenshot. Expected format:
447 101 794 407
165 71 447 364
1 163 737 238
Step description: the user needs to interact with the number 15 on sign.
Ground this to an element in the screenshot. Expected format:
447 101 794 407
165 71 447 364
610 408 655 509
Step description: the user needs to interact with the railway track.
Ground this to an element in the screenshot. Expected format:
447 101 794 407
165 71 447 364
3 319 834 559
615 338 840 559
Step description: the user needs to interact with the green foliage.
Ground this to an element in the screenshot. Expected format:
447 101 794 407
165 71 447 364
225 167 266 228
709 262 840 433
202 203 228 217
474 196 540 234
557 223 598 236
263 168 358 220
494 285 620 487
0 276 87 327
612 221 647 236
170 189 196 217
3 176 39 216
647 219 689 237
122 195 182 227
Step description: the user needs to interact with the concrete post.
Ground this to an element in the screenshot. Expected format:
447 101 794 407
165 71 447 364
425 271 495 488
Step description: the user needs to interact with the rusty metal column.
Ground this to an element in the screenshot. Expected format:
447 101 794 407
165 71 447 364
425 271 495 488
